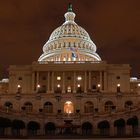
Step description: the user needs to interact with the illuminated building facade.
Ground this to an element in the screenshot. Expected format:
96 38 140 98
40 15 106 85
0 4 140 137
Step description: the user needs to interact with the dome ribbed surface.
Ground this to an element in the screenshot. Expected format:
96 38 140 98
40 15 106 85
38 7 101 62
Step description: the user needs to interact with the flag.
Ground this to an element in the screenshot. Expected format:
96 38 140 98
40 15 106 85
72 52 78 58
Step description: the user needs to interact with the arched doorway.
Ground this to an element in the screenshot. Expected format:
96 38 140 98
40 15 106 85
114 118 125 136
45 122 56 135
82 122 93 135
27 121 40 136
64 101 74 114
98 120 110 136
127 116 138 136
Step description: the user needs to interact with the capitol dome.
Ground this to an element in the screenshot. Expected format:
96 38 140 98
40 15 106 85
38 4 101 62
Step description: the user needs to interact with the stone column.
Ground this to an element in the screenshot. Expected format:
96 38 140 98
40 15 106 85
31 72 35 93
84 71 87 93
36 72 39 92
73 72 76 93
88 71 91 89
47 72 50 93
62 72 65 93
104 71 107 91
110 123 115 136
126 125 131 136
51 72 54 93
99 71 102 90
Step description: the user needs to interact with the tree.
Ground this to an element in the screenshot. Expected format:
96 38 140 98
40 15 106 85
12 119 25 136
27 121 40 136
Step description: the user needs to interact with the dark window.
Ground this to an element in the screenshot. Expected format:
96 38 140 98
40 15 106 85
116 76 120 79
42 76 46 80
67 76 71 80
92 85 96 89
18 77 22 80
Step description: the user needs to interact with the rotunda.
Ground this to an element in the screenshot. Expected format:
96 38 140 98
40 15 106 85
38 4 101 62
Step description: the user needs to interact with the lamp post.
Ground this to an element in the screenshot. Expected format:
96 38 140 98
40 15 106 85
17 84 21 93
97 84 101 92
117 84 120 92
37 84 40 93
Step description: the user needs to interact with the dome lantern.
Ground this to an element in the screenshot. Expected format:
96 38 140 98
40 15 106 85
64 3 76 24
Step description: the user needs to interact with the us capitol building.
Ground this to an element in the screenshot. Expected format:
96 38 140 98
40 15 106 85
0 4 140 137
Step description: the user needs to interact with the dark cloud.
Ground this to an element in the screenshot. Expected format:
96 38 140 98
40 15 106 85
0 0 140 78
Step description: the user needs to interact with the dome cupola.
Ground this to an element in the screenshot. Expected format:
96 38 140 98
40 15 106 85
38 4 101 62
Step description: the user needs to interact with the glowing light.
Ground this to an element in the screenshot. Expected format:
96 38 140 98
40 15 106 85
117 84 120 87
57 76 61 80
97 84 101 88
37 84 40 88
63 57 66 61
77 84 80 87
57 84 61 88
77 76 82 81
138 83 140 87
66 101 72 105
17 84 21 88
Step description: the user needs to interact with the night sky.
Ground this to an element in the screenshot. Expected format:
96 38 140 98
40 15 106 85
0 0 140 78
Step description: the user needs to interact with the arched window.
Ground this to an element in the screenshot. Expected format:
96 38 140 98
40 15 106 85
64 101 74 114
24 102 33 113
4 102 13 110
84 101 94 113
105 101 113 112
44 102 53 113
125 101 133 109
